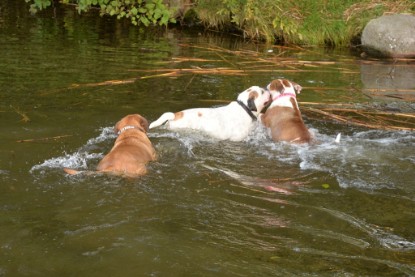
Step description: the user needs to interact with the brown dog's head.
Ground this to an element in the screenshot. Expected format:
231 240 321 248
114 114 149 134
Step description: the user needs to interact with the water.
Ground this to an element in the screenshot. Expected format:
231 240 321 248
1 1 415 275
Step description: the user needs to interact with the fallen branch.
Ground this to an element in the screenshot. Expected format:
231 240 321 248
17 135 72 143
69 78 137 88
304 108 415 131
171 57 222 63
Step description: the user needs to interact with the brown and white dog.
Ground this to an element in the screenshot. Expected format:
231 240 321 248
261 79 312 144
149 86 271 141
64 114 156 177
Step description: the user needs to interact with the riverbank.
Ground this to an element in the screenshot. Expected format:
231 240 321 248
24 0 415 46
192 0 414 46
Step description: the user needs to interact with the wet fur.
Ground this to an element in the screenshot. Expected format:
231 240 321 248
64 114 156 178
261 79 311 144
149 86 271 141
262 98 311 143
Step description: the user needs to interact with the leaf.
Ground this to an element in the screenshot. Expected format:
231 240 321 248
145 3 155 10
153 8 162 19
269 256 280 261
140 16 150 26
321 184 330 189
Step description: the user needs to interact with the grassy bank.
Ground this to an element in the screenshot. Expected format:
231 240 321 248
24 0 414 46
193 0 414 46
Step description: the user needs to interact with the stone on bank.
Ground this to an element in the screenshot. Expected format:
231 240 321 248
361 14 415 58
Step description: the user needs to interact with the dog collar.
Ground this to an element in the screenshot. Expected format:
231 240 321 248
272 92 297 101
237 100 257 121
117 125 145 135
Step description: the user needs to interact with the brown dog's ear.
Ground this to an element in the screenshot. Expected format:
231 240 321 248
139 116 150 132
268 79 286 94
114 120 122 134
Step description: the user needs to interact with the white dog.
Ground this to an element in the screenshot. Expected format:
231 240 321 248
149 86 271 141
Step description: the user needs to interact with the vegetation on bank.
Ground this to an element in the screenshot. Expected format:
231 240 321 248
25 0 414 46
25 0 176 26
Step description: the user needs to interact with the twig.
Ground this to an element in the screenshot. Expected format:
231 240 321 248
10 105 30 123
17 135 72 143
139 71 179 79
70 78 137 88
183 74 196 92
171 57 221 63
304 108 415 131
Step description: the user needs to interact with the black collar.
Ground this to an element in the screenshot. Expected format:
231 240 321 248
237 100 257 121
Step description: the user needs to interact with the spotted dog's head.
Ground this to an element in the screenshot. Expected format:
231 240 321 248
237 86 271 114
267 79 302 97
266 79 302 109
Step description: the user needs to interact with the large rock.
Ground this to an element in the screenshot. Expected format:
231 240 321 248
361 14 415 58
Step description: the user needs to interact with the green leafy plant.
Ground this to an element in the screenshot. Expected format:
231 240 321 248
25 0 176 26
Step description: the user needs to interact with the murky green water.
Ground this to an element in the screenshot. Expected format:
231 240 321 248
1 1 415 276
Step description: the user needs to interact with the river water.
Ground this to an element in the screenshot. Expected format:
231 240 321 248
1 1 415 276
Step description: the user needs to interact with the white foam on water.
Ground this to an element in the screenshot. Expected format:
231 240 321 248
149 128 219 157
247 124 415 191
30 151 103 173
299 130 415 190
245 123 305 165
318 207 415 251
85 127 117 146
30 127 114 173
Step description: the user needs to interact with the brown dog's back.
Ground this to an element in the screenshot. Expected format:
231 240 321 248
96 130 156 177
64 114 156 178
262 99 311 143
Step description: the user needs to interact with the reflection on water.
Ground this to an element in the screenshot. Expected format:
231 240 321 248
1 0 415 275
361 61 415 96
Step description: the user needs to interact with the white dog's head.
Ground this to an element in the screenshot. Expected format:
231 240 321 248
237 86 271 114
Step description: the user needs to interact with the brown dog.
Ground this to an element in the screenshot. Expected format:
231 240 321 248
261 79 312 144
64 114 156 177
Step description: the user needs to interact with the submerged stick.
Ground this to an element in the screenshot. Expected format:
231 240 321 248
304 108 415 131
17 135 72 143
10 105 30 123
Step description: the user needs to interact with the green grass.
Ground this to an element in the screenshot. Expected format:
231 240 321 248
194 0 415 46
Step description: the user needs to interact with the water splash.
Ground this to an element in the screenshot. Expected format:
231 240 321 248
30 127 114 173
318 207 415 250
247 124 415 191
30 151 103 173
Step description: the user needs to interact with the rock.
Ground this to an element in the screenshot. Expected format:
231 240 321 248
361 14 415 58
